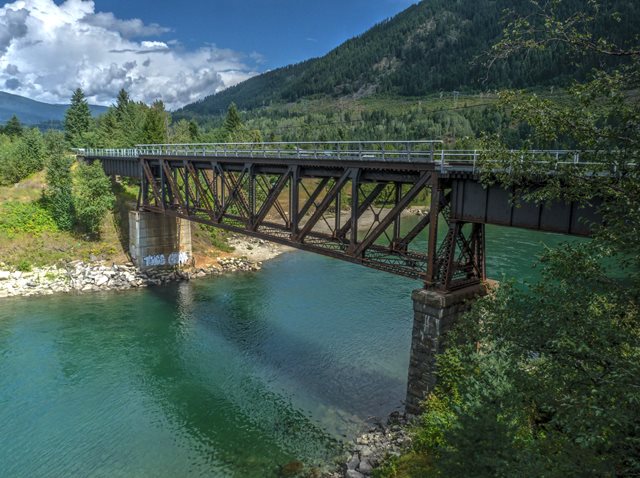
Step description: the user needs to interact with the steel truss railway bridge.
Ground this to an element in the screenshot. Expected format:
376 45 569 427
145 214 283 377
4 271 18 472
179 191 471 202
79 140 598 292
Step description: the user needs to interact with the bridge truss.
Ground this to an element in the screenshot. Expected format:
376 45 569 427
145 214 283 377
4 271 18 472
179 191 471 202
137 155 483 290
81 141 596 291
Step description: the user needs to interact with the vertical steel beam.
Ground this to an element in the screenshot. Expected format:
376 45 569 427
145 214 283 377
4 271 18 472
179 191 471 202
247 164 256 225
425 173 441 287
334 190 341 237
393 182 402 246
290 167 300 236
349 170 360 251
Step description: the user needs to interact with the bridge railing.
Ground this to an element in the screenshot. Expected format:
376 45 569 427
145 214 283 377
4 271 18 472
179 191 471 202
78 143 631 172
132 141 443 163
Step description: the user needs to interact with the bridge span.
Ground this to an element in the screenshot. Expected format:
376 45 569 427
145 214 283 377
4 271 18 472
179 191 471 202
80 141 598 291
79 141 600 414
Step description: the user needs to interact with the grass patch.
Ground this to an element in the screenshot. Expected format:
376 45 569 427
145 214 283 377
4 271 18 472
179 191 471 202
201 224 234 252
0 231 122 268
0 170 46 202
0 200 58 237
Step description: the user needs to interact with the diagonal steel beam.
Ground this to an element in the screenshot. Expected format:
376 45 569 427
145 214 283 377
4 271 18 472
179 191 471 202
336 183 388 239
298 177 330 220
295 169 354 242
141 159 163 210
185 162 216 221
252 170 292 230
395 213 432 251
160 160 186 209
353 172 431 257
217 169 251 222
395 190 451 251
251 168 293 231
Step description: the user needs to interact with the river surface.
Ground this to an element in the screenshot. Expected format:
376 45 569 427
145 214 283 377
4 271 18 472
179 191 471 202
0 223 578 477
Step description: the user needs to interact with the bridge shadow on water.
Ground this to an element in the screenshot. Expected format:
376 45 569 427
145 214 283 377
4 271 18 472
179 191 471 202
127 255 413 473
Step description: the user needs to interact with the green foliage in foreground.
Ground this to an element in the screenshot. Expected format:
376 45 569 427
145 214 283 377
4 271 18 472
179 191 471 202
381 2 640 477
409 244 640 477
74 161 115 238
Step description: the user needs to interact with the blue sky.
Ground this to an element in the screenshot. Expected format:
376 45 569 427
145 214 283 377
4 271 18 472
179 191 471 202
0 0 416 108
96 0 416 69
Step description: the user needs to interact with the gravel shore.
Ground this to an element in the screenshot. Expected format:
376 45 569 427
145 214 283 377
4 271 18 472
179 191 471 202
0 233 289 299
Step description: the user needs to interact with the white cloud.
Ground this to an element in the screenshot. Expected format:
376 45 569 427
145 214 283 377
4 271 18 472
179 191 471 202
0 0 260 109
81 11 170 38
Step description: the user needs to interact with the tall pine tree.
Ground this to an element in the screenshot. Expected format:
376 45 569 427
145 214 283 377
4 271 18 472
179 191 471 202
142 100 169 144
115 88 130 121
223 103 243 140
64 88 92 147
4 115 23 137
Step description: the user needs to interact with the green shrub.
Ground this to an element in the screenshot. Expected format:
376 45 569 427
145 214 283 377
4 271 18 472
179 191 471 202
16 260 32 272
0 128 45 185
45 141 75 231
0 201 58 237
73 161 115 238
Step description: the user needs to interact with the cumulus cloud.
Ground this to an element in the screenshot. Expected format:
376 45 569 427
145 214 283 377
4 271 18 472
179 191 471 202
81 11 170 38
0 8 28 54
0 0 260 109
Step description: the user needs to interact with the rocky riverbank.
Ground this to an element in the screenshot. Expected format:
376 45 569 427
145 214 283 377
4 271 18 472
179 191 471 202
327 412 411 478
0 231 293 300
0 256 262 299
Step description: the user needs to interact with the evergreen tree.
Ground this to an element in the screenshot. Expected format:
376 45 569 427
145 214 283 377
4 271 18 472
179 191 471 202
169 119 194 143
223 103 243 139
5 128 45 183
142 100 169 144
64 88 92 147
4 115 23 137
115 88 130 121
188 120 199 141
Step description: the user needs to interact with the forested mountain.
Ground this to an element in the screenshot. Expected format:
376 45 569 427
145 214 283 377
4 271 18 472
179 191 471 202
0 91 107 125
177 0 639 117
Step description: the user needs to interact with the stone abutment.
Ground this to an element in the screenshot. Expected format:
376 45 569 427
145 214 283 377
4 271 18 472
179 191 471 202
405 283 489 415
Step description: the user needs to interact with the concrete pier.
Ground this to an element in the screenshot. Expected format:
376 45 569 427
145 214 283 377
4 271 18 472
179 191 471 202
129 211 192 271
405 284 488 415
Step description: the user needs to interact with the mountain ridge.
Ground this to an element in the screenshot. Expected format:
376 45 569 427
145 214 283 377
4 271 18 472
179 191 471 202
177 0 639 118
0 91 107 126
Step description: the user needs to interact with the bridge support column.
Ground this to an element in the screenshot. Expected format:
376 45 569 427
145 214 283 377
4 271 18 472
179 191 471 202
129 211 193 271
405 284 488 415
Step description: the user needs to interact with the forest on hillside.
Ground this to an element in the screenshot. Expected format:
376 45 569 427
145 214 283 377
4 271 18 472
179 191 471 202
177 0 640 116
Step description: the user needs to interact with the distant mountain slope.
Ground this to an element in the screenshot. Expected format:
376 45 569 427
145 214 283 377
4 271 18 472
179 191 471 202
0 91 107 125
178 0 639 117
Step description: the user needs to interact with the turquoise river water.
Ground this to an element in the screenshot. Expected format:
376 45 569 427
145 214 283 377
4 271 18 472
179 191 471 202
0 223 578 477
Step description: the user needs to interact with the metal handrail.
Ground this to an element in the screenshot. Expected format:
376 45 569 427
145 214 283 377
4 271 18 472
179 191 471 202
79 142 635 171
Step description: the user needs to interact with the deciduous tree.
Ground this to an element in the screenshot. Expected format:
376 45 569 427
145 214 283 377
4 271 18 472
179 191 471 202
406 2 640 477
74 161 115 238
